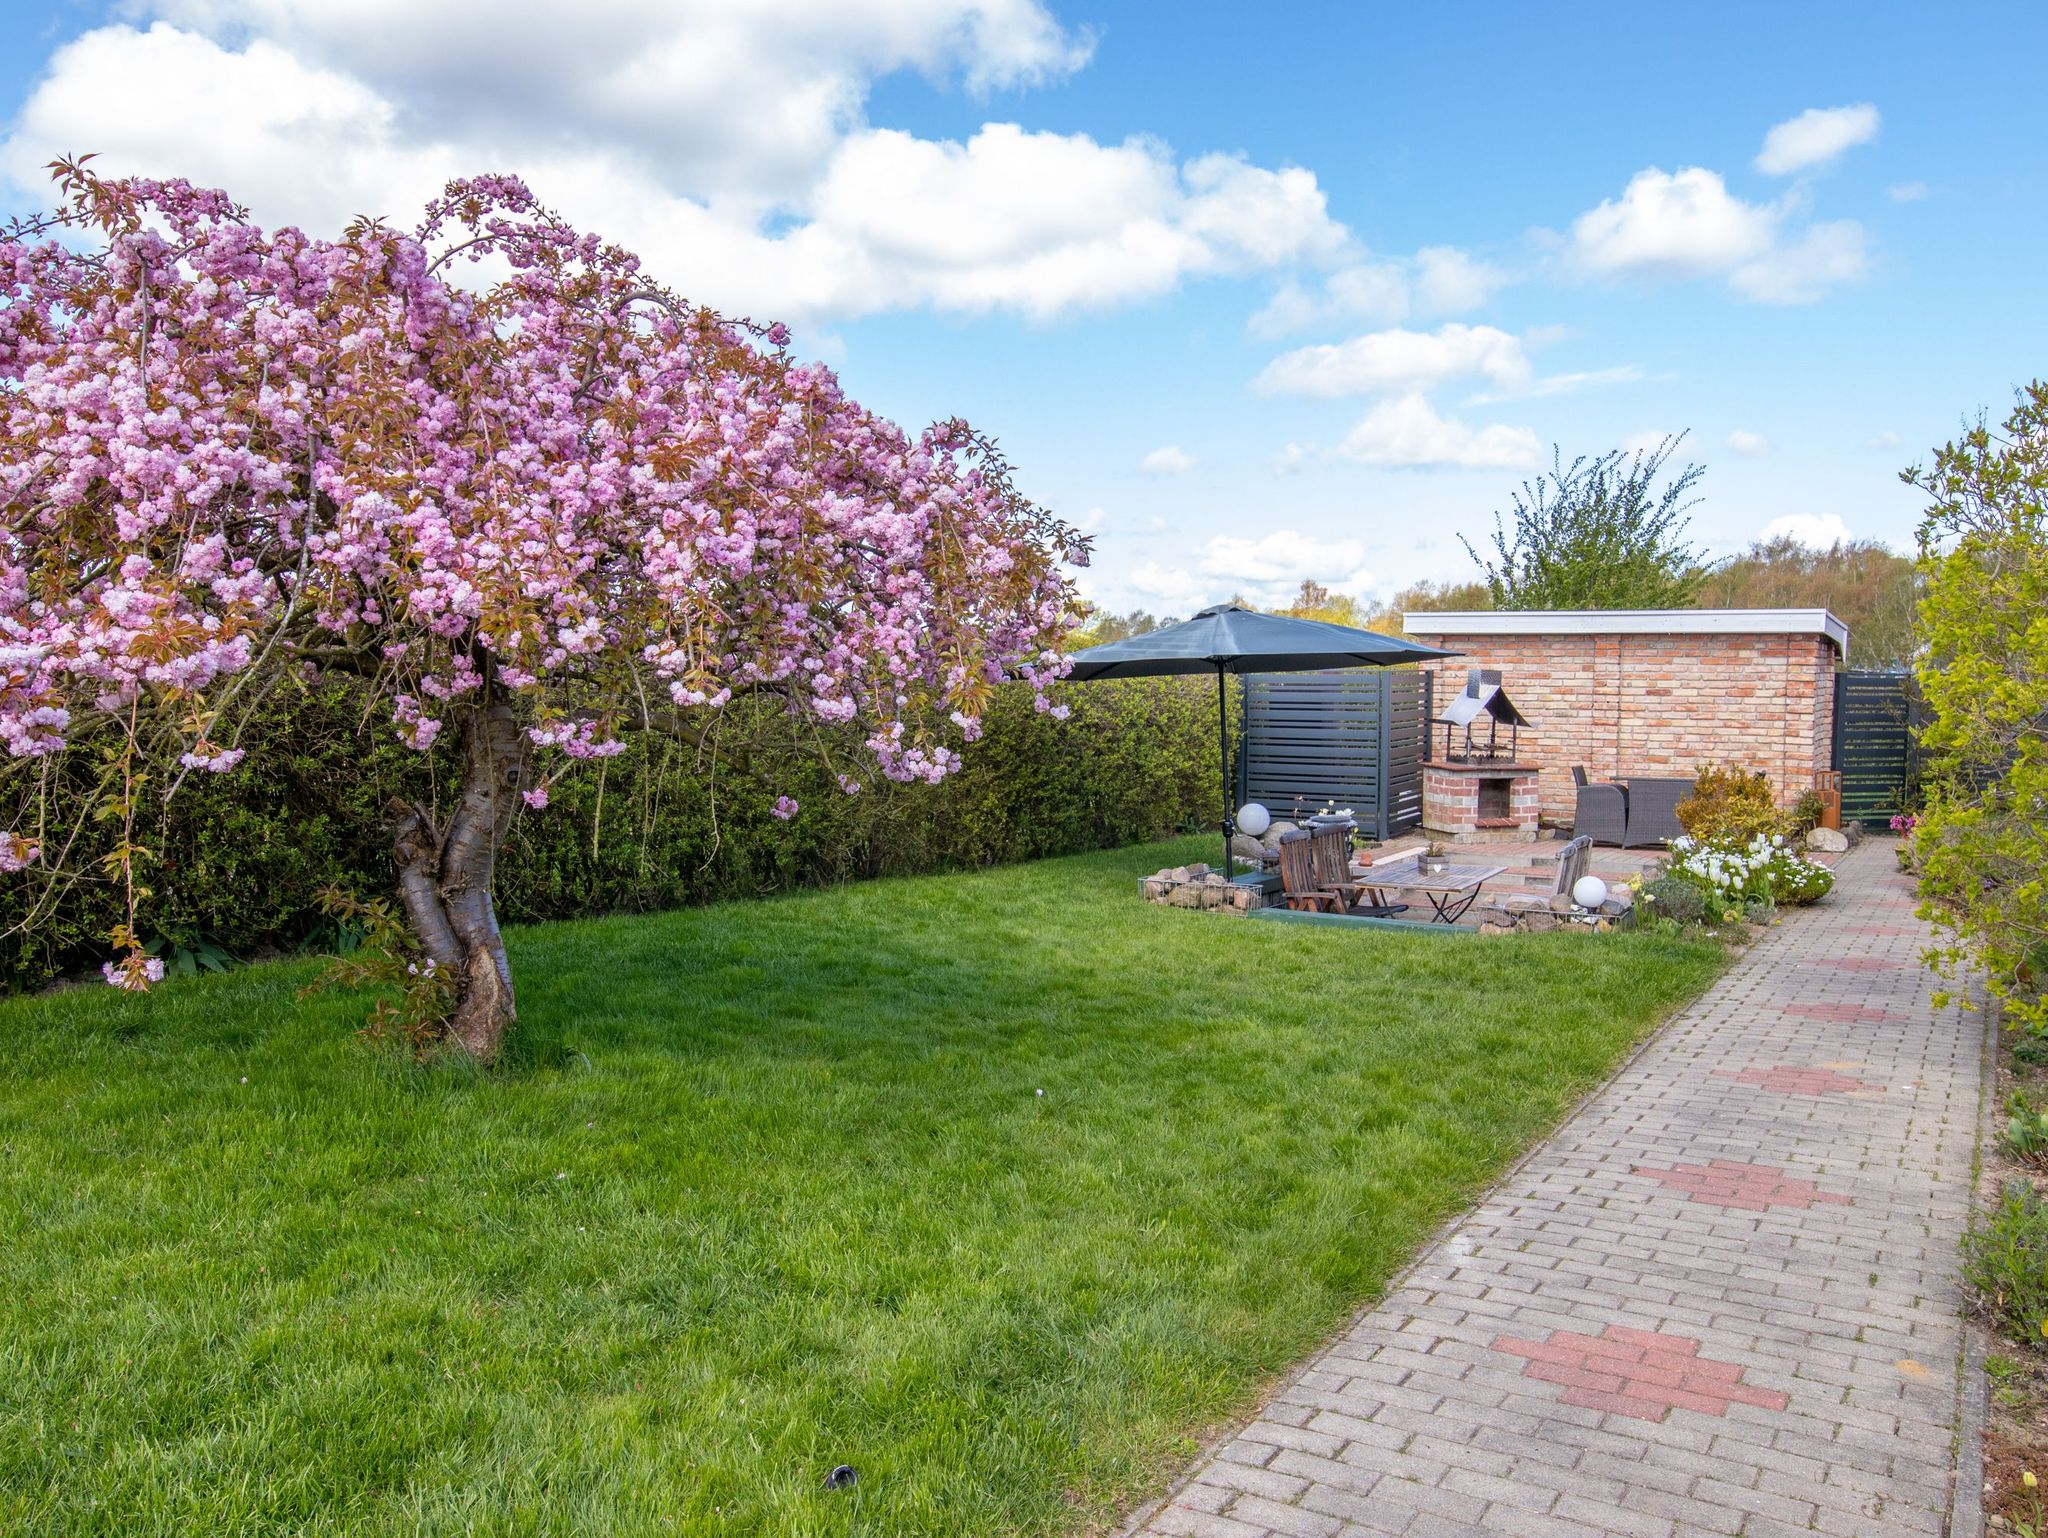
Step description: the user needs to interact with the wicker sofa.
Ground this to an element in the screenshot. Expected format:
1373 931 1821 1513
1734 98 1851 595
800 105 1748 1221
1571 767 1693 848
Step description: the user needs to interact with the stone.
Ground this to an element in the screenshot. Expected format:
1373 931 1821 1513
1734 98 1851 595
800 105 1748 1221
1169 883 1204 909
1522 910 1559 933
1230 833 1266 860
1267 820 1298 838
1168 866 1192 882
1140 877 1172 901
1477 922 1515 937
1806 826 1850 853
1599 895 1632 916
1548 893 1576 914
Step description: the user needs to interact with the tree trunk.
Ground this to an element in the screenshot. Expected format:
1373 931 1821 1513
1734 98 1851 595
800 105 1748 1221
389 695 528 1063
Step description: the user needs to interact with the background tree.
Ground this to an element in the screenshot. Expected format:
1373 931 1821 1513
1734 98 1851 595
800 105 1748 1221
0 163 1081 1059
1696 535 1918 669
1279 578 1364 627
1463 435 1709 609
1906 381 2048 1035
1359 578 1494 635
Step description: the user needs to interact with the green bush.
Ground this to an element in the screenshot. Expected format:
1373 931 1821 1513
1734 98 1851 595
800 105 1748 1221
1 672 1226 992
1788 789 1826 836
1964 1181 2048 1345
1638 875 1709 926
1675 762 1789 844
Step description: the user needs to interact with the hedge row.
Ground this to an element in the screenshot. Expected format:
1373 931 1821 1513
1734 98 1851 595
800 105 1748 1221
1 676 1223 992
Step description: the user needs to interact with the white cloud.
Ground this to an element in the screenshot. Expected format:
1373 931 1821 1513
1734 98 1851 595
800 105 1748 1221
1571 166 1777 278
1126 561 1213 609
1622 429 1673 455
1887 180 1929 203
1568 165 1868 305
1336 395 1542 470
1725 428 1772 457
1248 244 1506 338
1139 445 1196 475
0 11 1348 327
1199 529 1366 583
1762 512 1852 548
1866 430 1901 450
1730 219 1870 304
1467 363 1641 404
1754 104 1880 176
1269 441 1311 476
1253 323 1531 398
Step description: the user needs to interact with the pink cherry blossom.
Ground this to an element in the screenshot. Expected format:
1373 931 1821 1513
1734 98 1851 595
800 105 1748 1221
2 162 1086 1048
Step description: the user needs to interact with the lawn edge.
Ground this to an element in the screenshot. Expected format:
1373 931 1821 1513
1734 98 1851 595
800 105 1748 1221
1109 926 1740 1538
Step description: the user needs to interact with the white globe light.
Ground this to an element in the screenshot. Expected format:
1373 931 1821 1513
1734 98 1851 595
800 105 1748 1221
1572 876 1609 910
1236 802 1272 837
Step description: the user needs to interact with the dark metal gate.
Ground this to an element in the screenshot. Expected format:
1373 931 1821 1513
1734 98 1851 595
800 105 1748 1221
1236 669 1427 840
1831 671 1919 823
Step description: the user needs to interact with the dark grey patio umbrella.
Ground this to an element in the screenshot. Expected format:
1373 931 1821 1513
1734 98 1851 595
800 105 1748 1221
1064 603 1460 876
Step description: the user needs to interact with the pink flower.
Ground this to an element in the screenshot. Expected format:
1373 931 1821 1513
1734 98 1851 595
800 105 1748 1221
101 955 165 990
0 832 39 872
770 795 798 820
522 787 550 810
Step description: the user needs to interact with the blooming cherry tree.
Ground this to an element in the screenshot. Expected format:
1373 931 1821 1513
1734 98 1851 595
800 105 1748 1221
1 162 1082 1058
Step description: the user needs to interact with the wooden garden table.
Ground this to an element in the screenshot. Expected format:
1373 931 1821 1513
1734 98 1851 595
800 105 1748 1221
1355 855 1506 924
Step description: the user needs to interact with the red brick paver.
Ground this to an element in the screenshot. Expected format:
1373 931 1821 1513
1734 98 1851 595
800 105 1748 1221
1629 1158 1852 1210
1713 1062 1885 1095
1128 842 1982 1538
1494 1324 1791 1420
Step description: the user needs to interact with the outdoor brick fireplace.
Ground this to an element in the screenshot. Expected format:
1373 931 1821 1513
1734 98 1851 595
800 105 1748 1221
1422 668 1543 843
1422 759 1544 843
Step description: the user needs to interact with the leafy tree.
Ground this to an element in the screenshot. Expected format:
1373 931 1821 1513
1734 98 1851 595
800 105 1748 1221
1906 381 2048 1035
0 163 1079 1059
1360 578 1494 636
1696 535 1919 670
1280 579 1365 627
1463 435 1709 609
1068 607 1173 647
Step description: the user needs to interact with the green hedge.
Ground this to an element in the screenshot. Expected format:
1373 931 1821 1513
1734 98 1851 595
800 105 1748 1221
1 676 1223 992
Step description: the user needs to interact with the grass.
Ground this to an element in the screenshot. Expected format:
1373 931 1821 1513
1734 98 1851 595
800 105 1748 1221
0 835 1725 1536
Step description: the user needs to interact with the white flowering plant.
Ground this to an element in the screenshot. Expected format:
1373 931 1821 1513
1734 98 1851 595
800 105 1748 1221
1661 833 1834 910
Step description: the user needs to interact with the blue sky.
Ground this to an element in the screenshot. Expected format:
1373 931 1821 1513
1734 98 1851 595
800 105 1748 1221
4 0 2043 614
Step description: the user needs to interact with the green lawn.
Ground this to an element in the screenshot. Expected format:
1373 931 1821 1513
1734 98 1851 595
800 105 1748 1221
1 836 1724 1537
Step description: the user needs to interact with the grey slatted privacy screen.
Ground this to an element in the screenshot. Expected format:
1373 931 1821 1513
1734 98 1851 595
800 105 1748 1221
1832 671 1918 822
1237 669 1428 841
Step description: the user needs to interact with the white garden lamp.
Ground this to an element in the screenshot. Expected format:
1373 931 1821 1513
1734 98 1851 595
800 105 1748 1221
1236 802 1272 838
1572 875 1609 910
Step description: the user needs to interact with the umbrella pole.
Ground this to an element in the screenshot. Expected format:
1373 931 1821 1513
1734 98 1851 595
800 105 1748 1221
1216 662 1234 879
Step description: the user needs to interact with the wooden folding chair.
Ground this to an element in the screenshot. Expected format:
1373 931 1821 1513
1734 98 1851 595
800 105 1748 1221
1310 822 1408 918
1277 830 1345 913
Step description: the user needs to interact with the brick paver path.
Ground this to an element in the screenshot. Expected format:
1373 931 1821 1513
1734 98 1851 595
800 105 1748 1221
1130 842 1983 1538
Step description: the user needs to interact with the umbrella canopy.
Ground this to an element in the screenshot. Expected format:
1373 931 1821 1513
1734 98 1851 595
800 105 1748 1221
1066 602 1456 680
1063 604 1460 878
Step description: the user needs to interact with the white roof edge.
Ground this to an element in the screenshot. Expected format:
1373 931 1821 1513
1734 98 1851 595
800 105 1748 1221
1401 608 1848 653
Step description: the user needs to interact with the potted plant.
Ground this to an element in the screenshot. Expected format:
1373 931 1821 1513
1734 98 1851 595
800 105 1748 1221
1419 841 1450 877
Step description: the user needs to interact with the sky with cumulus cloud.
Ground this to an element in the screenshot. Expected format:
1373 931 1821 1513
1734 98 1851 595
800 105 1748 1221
4 1 2044 614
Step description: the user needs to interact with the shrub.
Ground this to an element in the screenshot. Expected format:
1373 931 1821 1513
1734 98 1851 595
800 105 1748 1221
0 673 1224 993
1788 790 1826 836
1964 1181 2048 1345
2008 1094 2048 1164
1662 834 1834 909
1676 763 1788 844
1638 875 1709 927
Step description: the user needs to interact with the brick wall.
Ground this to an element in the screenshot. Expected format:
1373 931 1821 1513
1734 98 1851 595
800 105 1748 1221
1407 630 1840 822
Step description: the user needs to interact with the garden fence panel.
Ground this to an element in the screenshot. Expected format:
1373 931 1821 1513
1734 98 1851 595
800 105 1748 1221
1831 670 1919 823
1237 669 1426 841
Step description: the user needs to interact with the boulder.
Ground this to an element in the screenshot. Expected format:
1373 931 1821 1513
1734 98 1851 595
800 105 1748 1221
1268 820 1299 838
1169 883 1204 909
1477 922 1516 938
1599 894 1632 916
1548 893 1576 914
1230 833 1267 861
1522 910 1559 933
1806 826 1850 853
1141 876 1172 902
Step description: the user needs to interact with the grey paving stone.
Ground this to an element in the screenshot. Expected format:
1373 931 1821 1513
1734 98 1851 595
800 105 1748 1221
1128 845 1983 1538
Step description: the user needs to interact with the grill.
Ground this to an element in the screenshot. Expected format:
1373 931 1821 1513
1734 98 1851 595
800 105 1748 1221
1434 668 1532 762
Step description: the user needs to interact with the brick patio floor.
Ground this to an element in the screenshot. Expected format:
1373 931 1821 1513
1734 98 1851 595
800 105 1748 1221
1128 840 1985 1538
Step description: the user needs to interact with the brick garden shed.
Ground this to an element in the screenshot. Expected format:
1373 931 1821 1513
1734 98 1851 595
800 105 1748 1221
1401 609 1847 824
